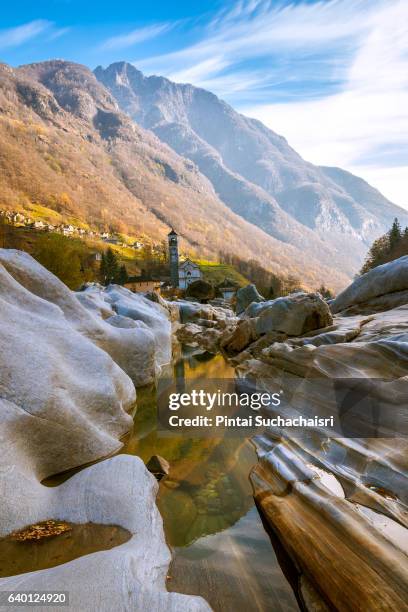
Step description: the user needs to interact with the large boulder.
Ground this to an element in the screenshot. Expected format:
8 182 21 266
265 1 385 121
0 263 135 477
185 279 215 301
235 284 265 314
254 292 332 336
0 254 210 611
0 250 171 385
331 255 408 314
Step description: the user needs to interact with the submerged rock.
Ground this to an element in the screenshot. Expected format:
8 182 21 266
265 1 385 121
146 455 170 478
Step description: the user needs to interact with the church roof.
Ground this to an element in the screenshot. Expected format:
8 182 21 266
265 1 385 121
179 258 199 269
168 228 178 236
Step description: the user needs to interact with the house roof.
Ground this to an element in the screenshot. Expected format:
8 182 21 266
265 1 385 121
127 275 161 283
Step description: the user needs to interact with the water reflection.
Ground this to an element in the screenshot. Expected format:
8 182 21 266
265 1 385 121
122 348 298 611
121 351 254 547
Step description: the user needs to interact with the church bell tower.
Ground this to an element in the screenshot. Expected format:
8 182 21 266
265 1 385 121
168 228 179 287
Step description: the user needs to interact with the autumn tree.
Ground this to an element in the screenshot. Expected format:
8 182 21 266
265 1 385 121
33 234 90 289
317 284 334 299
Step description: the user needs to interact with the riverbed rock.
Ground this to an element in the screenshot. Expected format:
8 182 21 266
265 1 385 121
331 255 408 314
145 291 180 322
0 250 165 386
235 284 265 315
176 323 223 354
254 292 333 336
0 454 210 612
220 319 258 356
0 267 135 480
178 300 235 324
238 285 408 608
0 253 211 611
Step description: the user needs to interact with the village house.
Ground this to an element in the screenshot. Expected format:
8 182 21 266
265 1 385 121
124 272 161 293
33 220 46 230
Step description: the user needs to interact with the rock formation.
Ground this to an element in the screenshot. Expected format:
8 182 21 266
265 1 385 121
231 258 408 609
235 284 265 315
331 255 408 314
221 291 332 357
0 250 210 611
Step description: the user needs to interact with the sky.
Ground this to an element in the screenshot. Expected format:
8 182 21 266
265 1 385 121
1 0 407 208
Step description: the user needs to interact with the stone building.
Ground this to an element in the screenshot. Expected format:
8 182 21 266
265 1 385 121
168 229 179 287
124 273 161 293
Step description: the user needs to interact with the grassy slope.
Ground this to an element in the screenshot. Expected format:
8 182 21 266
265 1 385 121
196 260 248 286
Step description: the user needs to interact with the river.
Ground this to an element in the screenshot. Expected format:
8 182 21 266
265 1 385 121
0 347 299 611
121 348 299 612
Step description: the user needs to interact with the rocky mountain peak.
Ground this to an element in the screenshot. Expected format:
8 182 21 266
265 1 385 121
95 61 408 277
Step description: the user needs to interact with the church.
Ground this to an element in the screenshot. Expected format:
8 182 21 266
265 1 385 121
168 229 202 289
178 258 202 289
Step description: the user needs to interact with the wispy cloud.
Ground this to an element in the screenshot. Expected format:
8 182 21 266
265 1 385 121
47 27 71 42
137 0 375 86
0 20 52 49
242 0 408 206
136 0 407 206
100 23 174 51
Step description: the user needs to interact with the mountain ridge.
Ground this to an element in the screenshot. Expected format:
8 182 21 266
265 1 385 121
95 61 408 277
0 59 350 290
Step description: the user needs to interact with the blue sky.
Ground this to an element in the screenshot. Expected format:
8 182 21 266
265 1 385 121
1 0 407 207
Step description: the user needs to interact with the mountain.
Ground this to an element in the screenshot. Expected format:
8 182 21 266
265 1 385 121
95 61 408 277
0 60 350 290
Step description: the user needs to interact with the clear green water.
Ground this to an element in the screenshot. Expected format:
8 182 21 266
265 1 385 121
122 349 299 612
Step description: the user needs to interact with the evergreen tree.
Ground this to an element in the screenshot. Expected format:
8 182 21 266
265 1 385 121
117 264 129 285
99 252 107 283
389 217 402 249
360 217 408 274
100 248 119 285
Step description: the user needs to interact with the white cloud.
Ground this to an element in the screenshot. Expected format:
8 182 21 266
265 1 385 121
243 0 408 207
0 20 51 49
101 23 173 51
136 0 407 207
